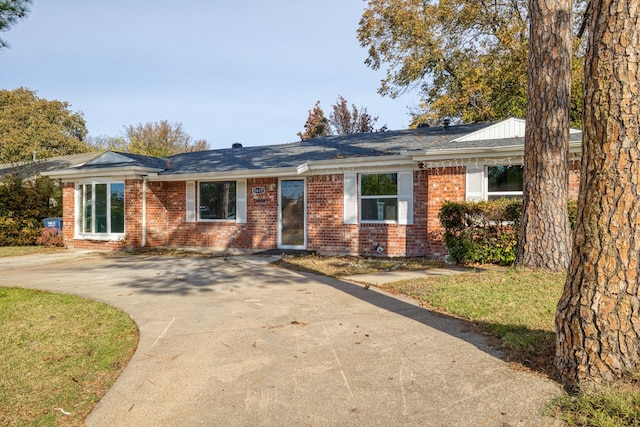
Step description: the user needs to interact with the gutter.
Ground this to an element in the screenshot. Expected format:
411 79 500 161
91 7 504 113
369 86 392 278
145 155 416 182
407 141 582 162
45 166 165 180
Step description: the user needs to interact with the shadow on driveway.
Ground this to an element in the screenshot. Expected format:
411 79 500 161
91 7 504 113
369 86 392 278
0 251 563 426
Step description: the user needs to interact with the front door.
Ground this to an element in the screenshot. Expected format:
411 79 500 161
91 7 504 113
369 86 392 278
279 179 306 249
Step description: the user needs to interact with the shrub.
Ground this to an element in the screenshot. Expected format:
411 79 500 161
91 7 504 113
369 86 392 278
439 199 521 266
0 174 62 246
35 228 64 247
440 199 577 266
0 217 42 246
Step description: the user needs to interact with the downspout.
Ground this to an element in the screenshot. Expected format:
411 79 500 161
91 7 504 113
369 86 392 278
142 176 147 247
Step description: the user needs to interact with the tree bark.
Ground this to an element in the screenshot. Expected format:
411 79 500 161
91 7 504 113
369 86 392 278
556 0 640 385
517 0 573 271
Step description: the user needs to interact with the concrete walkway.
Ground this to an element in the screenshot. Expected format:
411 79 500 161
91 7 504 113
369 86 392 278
343 266 472 286
0 251 564 426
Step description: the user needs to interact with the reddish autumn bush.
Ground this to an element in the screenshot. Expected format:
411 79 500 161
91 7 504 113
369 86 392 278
36 227 64 247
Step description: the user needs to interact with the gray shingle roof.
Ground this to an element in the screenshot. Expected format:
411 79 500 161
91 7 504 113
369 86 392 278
41 122 583 177
0 152 103 178
82 151 168 170
162 123 490 175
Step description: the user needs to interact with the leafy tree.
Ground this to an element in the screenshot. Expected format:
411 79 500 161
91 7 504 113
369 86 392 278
329 95 379 135
85 135 125 152
94 120 209 157
0 0 31 49
0 88 89 163
516 0 573 271
556 2 640 385
297 101 331 141
357 0 586 126
0 173 61 246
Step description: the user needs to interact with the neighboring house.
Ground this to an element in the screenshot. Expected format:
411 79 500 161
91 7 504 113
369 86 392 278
45 118 582 259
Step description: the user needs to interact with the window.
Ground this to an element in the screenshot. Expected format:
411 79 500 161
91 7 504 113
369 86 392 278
360 173 398 222
79 182 124 236
487 166 523 199
198 181 236 220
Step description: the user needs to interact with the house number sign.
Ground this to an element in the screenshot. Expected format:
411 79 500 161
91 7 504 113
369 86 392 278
252 186 265 196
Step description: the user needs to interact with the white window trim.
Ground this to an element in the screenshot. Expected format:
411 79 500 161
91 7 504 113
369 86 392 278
344 171 413 225
187 179 247 224
359 173 398 224
197 180 238 222
343 173 358 224
485 165 523 200
75 181 125 241
358 172 414 224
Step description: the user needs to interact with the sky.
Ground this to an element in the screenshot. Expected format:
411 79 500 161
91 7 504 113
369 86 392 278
2 1 421 150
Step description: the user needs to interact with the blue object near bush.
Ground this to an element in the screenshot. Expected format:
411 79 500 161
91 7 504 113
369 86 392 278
42 217 63 230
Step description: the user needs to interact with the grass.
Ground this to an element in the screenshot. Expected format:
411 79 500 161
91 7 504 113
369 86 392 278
380 269 562 371
278 254 640 427
552 381 640 426
0 287 139 426
0 246 62 257
274 253 442 277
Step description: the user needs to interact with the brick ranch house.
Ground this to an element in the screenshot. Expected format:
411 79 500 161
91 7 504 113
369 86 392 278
45 118 582 259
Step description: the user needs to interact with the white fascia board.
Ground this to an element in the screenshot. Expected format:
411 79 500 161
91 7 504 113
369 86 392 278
409 142 582 162
302 155 414 173
410 145 525 161
146 155 415 181
146 167 301 182
45 167 164 180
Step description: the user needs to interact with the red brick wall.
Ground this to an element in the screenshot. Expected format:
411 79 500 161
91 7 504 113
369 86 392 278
306 171 430 257
61 182 75 243
426 167 466 259
246 178 278 248
60 162 583 257
144 178 278 250
125 180 142 247
569 160 580 200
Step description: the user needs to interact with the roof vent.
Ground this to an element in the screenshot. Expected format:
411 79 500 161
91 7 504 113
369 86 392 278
417 122 430 128
232 142 243 148
442 118 451 129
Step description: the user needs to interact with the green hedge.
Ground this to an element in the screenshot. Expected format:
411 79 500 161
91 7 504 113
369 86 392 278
439 199 521 266
439 199 577 266
0 174 62 246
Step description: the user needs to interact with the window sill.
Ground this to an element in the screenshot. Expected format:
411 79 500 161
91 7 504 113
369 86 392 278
74 234 124 242
360 221 400 226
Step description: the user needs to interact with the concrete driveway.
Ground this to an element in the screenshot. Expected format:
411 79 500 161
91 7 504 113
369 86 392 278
0 251 563 426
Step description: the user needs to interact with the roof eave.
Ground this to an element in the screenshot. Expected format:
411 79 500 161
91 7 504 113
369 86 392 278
147 155 415 181
409 141 582 162
148 166 301 181
44 166 165 180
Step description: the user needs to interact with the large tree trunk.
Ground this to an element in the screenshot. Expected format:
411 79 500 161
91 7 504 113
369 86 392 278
556 0 640 385
516 0 573 271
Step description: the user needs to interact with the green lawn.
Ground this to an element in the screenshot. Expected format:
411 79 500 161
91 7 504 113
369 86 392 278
0 287 138 426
